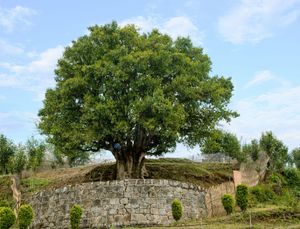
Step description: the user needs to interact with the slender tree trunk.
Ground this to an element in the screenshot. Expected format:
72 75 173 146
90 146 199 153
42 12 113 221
15 171 22 190
114 150 148 180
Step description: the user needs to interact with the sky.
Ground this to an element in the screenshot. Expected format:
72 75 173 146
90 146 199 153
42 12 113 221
0 0 300 159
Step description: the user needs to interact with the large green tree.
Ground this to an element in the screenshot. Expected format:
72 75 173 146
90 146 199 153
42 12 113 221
37 21 238 179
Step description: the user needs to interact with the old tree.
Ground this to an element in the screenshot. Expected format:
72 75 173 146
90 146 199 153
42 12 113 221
37 21 238 180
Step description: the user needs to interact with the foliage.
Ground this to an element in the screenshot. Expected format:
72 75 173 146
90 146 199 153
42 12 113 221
18 205 34 229
0 200 9 208
0 134 15 175
291 147 300 170
171 199 182 221
201 129 246 163
259 131 289 171
269 174 279 183
250 186 277 204
26 135 46 172
221 194 234 214
242 139 260 162
0 207 16 229
37 21 239 179
236 184 249 212
283 167 300 197
70 204 83 229
7 143 27 175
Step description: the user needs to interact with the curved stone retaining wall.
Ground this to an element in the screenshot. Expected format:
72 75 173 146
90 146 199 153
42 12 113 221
26 179 208 229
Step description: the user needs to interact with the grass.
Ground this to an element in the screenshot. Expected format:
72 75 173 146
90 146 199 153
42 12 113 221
21 178 52 193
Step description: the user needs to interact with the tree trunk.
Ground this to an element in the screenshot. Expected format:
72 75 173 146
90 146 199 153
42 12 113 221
114 150 148 180
15 171 22 190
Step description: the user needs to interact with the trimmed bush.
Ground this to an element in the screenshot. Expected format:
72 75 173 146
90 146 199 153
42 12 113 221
0 200 9 208
236 184 249 212
0 207 16 229
18 205 34 229
70 205 83 229
171 199 182 221
221 194 234 214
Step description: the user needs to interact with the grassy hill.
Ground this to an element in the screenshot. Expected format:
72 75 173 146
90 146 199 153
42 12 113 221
85 158 239 187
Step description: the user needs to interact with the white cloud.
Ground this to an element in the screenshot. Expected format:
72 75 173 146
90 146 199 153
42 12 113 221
0 6 37 32
225 85 300 150
1 45 64 100
0 95 5 99
2 45 64 86
244 71 275 88
0 111 37 134
218 0 300 44
0 39 24 55
120 16 205 45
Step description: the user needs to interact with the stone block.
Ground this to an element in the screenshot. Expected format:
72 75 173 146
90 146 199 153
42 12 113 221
120 198 128 204
109 198 119 205
108 208 117 215
131 214 147 222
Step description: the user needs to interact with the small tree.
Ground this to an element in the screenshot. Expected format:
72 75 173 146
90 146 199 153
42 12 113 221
291 148 300 170
0 134 15 175
221 194 234 214
171 199 183 221
26 135 46 171
7 143 27 189
242 139 260 162
0 207 16 229
201 129 246 163
70 205 82 229
260 131 289 172
236 184 249 212
18 205 34 229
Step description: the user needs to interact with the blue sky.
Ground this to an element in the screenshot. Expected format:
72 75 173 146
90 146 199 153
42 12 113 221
0 0 300 159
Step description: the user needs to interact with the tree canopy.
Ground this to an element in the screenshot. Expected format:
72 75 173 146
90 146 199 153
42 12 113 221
37 21 239 179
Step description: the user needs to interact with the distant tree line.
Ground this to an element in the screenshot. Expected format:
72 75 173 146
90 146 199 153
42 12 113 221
201 129 297 173
0 133 95 189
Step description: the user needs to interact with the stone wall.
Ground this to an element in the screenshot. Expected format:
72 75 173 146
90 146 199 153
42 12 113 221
26 179 207 229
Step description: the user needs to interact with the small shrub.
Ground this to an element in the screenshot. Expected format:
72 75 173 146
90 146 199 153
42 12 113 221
236 184 249 212
171 199 182 221
70 205 83 229
0 200 10 208
18 205 34 229
0 207 16 229
221 194 234 214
